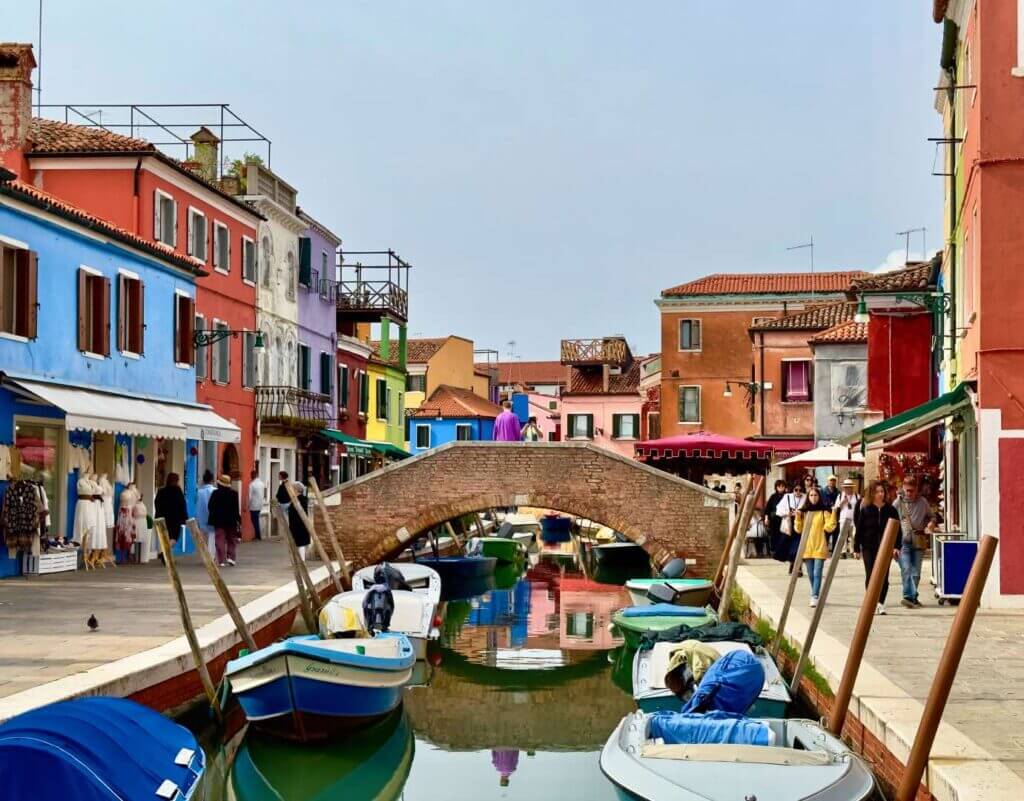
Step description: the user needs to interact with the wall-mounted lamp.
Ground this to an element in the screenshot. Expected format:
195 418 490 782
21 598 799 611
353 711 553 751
194 329 265 348
854 295 870 325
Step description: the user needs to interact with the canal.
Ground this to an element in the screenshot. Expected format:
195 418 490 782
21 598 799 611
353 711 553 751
191 559 641 800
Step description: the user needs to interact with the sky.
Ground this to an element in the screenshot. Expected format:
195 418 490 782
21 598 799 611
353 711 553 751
6 1 944 360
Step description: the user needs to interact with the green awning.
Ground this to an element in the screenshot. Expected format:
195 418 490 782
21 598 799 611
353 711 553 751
860 383 971 452
368 441 411 460
320 428 373 457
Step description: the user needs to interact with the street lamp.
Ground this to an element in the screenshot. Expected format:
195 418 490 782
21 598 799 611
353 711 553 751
854 295 870 324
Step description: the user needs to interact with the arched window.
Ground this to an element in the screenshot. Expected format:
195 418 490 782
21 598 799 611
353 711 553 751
260 329 272 385
261 236 272 287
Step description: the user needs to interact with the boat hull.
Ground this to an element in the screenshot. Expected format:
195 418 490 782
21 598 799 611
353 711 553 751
611 610 718 650
594 543 650 569
475 537 525 564
625 580 714 608
415 555 498 581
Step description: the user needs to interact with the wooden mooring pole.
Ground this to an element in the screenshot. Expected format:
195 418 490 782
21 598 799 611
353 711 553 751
306 477 351 588
284 481 343 595
154 517 223 723
186 519 258 653
895 534 997 801
718 476 762 621
827 517 900 735
770 518 812 661
274 505 319 632
713 477 752 588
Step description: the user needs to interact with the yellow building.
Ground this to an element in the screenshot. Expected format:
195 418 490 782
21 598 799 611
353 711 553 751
401 336 492 414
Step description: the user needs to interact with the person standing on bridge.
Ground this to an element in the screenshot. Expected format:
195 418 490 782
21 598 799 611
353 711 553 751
493 400 522 442
521 416 542 442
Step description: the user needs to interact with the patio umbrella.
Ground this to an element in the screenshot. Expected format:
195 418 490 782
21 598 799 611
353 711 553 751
773 443 863 468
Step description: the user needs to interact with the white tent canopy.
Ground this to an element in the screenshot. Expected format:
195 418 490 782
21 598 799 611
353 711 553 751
773 443 864 468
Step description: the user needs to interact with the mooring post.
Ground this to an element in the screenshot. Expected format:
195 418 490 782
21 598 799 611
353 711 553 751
718 476 763 621
306 477 351 588
770 515 812 661
713 476 753 589
274 505 319 631
284 481 343 594
154 517 223 723
186 519 258 653
895 534 997 801
827 517 900 735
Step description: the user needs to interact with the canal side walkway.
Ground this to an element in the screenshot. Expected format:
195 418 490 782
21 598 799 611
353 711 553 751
0 538 336 722
737 559 1024 801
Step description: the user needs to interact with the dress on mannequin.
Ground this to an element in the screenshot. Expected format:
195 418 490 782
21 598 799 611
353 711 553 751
132 495 149 547
116 485 137 551
72 475 94 547
99 474 115 530
86 475 107 551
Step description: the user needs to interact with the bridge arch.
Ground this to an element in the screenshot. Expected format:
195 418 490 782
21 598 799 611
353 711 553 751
318 442 731 574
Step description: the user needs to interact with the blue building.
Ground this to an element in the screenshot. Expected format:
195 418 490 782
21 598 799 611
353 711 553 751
407 385 500 456
0 171 239 577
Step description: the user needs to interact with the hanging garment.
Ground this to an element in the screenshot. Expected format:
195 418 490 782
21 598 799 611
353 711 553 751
72 476 95 546
85 479 106 551
99 476 115 529
132 497 149 548
114 441 131 485
0 445 11 479
2 480 41 550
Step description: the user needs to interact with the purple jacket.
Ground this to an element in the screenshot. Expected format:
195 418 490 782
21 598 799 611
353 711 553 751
493 410 522 441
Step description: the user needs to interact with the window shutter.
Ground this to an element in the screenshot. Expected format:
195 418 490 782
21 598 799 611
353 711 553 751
137 279 145 355
298 237 312 286
116 275 126 353
77 269 88 351
567 415 576 437
172 201 178 246
612 414 621 439
173 296 182 364
693 320 701 349
184 298 196 365
153 191 161 239
100 276 111 356
631 414 640 437
24 250 38 339
187 211 194 256
586 415 594 439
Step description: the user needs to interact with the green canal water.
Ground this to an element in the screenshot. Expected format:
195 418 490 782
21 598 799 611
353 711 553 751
192 560 645 800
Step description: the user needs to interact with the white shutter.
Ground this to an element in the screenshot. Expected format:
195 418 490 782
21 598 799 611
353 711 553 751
186 212 194 256
153 191 162 239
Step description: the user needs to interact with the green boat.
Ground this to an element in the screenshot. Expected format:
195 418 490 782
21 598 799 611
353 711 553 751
472 536 526 564
625 578 714 608
609 605 718 650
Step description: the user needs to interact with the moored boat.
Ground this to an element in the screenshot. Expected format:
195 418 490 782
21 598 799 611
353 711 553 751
626 578 714 608
600 711 876 801
632 641 791 716
469 535 526 564
593 540 650 570
610 605 719 650
415 554 498 583
225 632 414 742
322 581 440 659
0 697 206 801
353 562 442 604
540 512 572 543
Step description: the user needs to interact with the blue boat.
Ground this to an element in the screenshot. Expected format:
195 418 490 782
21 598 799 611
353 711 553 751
415 554 498 586
540 513 572 543
0 697 205 801
225 632 415 742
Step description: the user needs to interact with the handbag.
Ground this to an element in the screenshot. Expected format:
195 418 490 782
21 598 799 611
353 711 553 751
780 516 792 536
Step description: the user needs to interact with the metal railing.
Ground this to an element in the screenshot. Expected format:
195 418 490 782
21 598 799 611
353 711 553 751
560 337 630 366
255 385 331 430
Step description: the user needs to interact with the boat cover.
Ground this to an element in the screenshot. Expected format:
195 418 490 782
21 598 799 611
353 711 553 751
0 696 204 801
620 604 711 619
363 584 396 633
648 710 772 746
638 621 764 650
681 649 765 714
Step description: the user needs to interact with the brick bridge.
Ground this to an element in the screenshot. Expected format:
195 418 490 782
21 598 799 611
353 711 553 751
317 442 731 574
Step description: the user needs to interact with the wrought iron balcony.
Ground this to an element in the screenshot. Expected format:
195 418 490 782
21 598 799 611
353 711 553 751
336 249 411 323
560 336 631 366
255 385 331 433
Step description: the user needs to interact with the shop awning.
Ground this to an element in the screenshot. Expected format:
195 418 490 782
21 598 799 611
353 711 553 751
747 438 815 459
859 382 972 452
774 443 864 468
635 432 775 460
173 405 241 443
321 428 374 457
368 441 411 460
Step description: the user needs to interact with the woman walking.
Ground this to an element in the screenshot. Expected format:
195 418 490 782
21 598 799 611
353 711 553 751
287 482 312 560
854 480 898 615
154 472 187 547
766 479 788 562
795 486 830 607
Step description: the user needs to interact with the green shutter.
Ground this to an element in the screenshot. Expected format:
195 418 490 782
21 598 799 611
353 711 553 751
612 414 621 439
567 415 575 438
298 237 312 286
586 415 594 439
632 414 640 437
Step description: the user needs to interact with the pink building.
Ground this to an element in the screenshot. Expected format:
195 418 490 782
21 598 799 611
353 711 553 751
523 391 561 441
559 336 643 458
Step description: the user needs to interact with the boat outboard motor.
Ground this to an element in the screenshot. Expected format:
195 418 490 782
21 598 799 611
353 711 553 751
658 557 687 579
362 584 396 634
496 522 514 539
374 563 412 592
645 582 685 605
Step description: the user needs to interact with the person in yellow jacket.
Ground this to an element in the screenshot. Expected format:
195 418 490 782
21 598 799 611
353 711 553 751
795 486 834 608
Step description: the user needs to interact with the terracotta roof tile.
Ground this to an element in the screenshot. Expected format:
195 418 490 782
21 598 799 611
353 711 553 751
810 320 868 344
0 178 207 276
409 384 503 418
849 259 937 293
566 359 641 395
749 301 854 332
662 271 867 297
474 360 566 387
405 337 449 364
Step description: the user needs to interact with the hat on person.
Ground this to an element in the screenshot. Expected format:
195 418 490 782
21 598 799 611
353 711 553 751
217 474 232 488
828 474 839 482
842 477 855 487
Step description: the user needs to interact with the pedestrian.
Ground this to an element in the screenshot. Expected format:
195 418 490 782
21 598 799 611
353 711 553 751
802 475 816 495
893 475 934 608
275 470 291 509
795 486 830 607
493 400 523 442
287 481 311 561
732 481 743 514
247 469 265 541
521 416 542 442
832 477 859 558
820 474 840 511
854 480 898 615
765 479 789 561
745 509 767 557
208 474 241 567
777 482 805 574
154 472 187 553
195 469 216 559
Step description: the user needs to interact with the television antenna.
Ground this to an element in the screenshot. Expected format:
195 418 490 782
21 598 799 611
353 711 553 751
786 236 815 297
506 340 517 360
896 227 927 264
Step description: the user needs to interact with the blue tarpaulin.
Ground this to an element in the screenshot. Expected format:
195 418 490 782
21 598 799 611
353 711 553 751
619 604 709 619
649 710 772 746
0 696 205 801
681 649 765 714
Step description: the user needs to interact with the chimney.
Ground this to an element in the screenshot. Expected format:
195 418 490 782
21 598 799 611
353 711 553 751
189 126 220 183
0 43 37 170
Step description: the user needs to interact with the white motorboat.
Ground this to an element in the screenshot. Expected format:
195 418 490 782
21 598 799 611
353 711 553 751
600 711 876 801
501 513 541 547
353 562 442 603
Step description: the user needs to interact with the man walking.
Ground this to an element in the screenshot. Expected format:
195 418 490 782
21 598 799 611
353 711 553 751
893 476 934 608
247 469 264 541
195 470 216 559
208 474 242 567
820 474 840 510
493 400 522 442
832 477 859 558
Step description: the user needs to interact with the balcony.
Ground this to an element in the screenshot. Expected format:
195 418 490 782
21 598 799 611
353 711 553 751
255 385 331 435
336 249 411 323
560 336 631 367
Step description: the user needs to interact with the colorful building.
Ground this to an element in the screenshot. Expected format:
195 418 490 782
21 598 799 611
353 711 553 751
333 333 372 481
403 335 487 414
808 319 868 447
366 352 408 459
478 360 566 398
408 385 501 455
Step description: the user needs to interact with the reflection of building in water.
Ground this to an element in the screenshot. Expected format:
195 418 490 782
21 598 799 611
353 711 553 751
492 749 519 787
528 580 557 636
558 577 628 650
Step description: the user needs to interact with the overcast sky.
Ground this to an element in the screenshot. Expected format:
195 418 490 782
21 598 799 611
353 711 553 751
7 1 943 359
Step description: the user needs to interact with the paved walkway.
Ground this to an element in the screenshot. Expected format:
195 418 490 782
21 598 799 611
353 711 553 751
738 557 1024 800
0 538 301 700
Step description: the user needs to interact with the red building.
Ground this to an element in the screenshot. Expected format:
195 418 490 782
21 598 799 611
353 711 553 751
334 333 372 480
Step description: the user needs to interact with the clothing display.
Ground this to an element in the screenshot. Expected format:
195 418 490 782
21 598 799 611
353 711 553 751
98 475 115 530
114 441 131 485
67 446 93 475
132 495 149 548
73 476 98 547
116 485 138 551
2 479 42 550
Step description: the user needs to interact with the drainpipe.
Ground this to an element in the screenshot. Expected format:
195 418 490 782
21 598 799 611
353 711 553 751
131 158 142 234
941 18 959 386
759 331 766 437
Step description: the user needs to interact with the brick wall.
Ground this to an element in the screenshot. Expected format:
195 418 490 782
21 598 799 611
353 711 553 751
318 442 730 574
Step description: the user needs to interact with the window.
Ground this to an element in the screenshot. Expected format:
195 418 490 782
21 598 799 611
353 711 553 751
678 385 701 423
321 250 329 279
187 208 207 261
211 320 230 384
359 371 370 415
154 190 176 247
376 378 388 419
243 332 258 389
297 344 312 390
319 352 332 395
679 319 702 351
194 313 207 380
117 272 145 355
173 293 195 366
612 413 639 440
386 386 394 423
547 431 557 441
77 268 110 356
242 237 256 283
415 424 431 449
339 364 350 408
260 236 271 287
0 243 38 339
456 424 473 441
567 413 593 440
782 361 812 402
406 373 426 393
298 237 312 287
548 400 557 410
213 222 230 273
